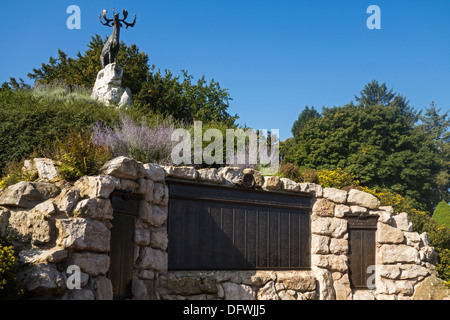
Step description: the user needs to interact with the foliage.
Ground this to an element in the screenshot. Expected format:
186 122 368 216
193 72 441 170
278 163 319 184
0 156 38 190
0 84 119 171
291 106 321 138
433 201 450 228
436 248 450 287
26 35 238 126
92 113 178 165
46 129 111 180
317 168 359 189
282 81 449 213
0 237 23 299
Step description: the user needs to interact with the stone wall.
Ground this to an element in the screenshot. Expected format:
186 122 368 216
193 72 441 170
0 156 448 300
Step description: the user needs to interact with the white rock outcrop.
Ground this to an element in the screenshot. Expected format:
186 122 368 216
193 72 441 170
92 63 132 108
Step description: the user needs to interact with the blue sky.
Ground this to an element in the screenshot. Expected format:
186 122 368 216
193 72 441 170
2 0 449 140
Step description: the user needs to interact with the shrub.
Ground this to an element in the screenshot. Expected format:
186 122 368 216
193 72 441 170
433 201 450 228
317 168 359 189
47 129 111 180
279 163 303 182
0 85 119 171
0 237 23 299
92 113 177 165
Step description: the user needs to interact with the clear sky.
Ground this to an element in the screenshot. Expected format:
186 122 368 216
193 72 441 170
1 0 449 140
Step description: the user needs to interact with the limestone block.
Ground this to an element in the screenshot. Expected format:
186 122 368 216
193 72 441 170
100 156 146 179
412 275 450 300
33 199 56 217
329 238 348 255
166 166 198 180
280 178 300 192
334 204 351 218
18 263 66 296
222 282 256 300
54 188 80 214
312 254 348 272
69 252 110 276
135 226 151 246
311 216 347 238
347 189 380 209
311 234 330 254
56 218 110 252
197 168 223 184
377 223 405 244
350 205 368 215
151 227 168 250
262 176 282 190
33 158 59 180
137 247 168 273
143 163 166 182
312 267 335 300
72 198 113 221
376 277 414 295
312 199 335 217
323 188 348 204
94 276 113 300
0 208 10 235
299 183 323 197
137 178 154 202
153 183 169 206
7 210 51 244
404 232 421 249
220 167 243 186
0 181 46 208
379 244 419 264
243 168 264 187
257 281 280 300
332 272 352 300
392 212 413 232
149 205 168 227
276 272 316 292
19 247 68 265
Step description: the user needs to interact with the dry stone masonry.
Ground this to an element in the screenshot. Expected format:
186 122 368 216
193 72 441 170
0 156 448 300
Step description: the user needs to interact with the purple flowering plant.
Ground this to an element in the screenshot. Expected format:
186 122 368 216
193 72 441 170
92 113 179 165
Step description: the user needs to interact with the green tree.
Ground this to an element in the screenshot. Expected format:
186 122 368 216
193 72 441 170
291 106 321 138
282 81 445 213
27 35 237 126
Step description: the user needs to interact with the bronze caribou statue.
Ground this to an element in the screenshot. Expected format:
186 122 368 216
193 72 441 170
99 9 136 68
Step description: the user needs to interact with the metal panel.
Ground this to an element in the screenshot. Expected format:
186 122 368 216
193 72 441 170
167 181 311 271
347 216 377 289
108 191 142 300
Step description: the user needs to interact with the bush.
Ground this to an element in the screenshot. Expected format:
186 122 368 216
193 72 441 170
279 163 303 182
0 237 23 299
92 113 177 165
47 129 111 180
317 168 359 189
0 156 39 190
433 201 450 228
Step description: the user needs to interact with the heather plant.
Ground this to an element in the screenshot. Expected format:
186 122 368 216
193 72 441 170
47 129 111 180
92 113 178 165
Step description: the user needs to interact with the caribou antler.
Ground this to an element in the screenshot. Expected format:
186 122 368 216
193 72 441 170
99 9 113 27
120 9 136 29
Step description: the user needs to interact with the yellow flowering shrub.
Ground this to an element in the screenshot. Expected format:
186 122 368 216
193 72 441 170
317 168 359 189
0 237 23 299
